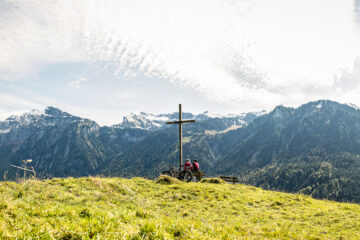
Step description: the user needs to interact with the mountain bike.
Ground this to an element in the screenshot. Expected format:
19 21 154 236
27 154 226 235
161 166 178 178
161 166 193 182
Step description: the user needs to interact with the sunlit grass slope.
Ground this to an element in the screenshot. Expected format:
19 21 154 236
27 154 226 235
1 176 360 239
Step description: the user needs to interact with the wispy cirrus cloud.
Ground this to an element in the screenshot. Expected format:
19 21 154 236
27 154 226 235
0 0 359 110
67 76 88 89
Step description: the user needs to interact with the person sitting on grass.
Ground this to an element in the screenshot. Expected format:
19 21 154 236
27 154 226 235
184 159 192 170
192 159 199 172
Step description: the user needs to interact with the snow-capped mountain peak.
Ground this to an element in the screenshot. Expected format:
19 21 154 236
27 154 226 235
112 110 268 131
113 112 172 130
0 107 100 146
0 107 86 133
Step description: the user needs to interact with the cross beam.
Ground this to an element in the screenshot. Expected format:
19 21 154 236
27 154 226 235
166 104 195 172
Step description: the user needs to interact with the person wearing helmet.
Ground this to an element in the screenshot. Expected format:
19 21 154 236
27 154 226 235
184 159 192 170
192 159 199 172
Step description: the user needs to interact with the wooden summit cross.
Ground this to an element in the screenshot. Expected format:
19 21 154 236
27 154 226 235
166 104 195 172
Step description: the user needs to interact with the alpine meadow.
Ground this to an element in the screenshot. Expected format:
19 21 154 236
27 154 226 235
1 177 360 239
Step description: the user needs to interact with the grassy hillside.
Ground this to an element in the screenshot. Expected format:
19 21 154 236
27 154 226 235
1 177 360 239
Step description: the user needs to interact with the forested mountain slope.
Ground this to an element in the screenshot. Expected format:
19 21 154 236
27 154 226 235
216 100 360 202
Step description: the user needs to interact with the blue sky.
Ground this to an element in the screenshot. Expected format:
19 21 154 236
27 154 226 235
1 0 360 125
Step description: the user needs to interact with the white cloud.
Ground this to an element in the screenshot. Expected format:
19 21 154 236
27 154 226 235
0 0 359 109
67 76 88 89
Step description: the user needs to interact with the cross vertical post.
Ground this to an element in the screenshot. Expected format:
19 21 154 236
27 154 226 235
179 104 182 172
166 104 195 172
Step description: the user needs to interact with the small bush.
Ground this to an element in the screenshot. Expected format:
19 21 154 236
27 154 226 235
155 175 180 185
79 208 91 218
135 209 147 218
200 178 225 184
168 223 186 239
271 201 283 207
16 190 24 198
0 202 7 210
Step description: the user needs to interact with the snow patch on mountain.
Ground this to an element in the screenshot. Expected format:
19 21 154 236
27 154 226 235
112 112 170 130
0 129 10 134
5 109 47 125
345 103 360 110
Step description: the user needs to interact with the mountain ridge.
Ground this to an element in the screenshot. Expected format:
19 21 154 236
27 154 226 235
0 105 263 179
2 100 360 203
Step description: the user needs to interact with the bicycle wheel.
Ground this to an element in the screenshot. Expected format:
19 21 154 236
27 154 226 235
162 171 174 177
179 170 193 182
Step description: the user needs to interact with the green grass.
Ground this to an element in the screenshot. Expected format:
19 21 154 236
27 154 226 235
1 177 360 239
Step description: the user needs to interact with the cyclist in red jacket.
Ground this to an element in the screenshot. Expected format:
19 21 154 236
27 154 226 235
184 159 192 170
192 159 199 172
